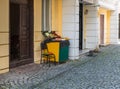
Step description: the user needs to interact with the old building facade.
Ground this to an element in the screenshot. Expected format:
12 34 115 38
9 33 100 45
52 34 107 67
0 0 120 74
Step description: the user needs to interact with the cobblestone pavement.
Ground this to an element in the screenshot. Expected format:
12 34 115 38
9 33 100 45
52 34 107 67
0 45 120 89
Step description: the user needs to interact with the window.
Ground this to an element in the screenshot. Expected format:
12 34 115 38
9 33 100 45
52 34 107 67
42 0 52 31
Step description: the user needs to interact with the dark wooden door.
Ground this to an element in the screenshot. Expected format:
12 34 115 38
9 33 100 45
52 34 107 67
10 0 33 68
20 5 30 59
79 2 83 50
100 15 104 44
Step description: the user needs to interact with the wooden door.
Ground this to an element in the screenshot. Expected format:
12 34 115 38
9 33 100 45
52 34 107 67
100 15 104 44
20 5 30 59
10 0 33 68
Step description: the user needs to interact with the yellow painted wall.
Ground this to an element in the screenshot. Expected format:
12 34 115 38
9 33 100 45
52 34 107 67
52 0 62 36
106 10 110 44
0 0 9 73
52 0 56 31
98 8 111 44
57 0 62 36
34 0 43 64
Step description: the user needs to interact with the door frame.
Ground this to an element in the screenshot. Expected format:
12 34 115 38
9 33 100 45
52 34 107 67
9 0 34 68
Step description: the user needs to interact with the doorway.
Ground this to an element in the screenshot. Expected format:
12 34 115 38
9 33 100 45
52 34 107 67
9 0 33 68
79 2 83 50
100 15 104 44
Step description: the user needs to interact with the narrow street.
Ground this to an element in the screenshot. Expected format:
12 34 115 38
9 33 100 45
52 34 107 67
1 45 120 89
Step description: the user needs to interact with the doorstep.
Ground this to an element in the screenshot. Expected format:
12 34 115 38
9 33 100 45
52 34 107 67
79 49 90 56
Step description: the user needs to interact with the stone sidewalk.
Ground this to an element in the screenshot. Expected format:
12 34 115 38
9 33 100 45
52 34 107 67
0 45 120 89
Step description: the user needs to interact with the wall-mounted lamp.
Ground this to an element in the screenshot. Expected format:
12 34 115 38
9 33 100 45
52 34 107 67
84 9 88 15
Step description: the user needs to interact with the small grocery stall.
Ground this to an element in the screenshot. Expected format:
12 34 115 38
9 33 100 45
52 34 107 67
41 31 70 63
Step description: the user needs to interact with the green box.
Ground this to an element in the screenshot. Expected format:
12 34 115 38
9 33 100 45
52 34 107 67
59 46 69 62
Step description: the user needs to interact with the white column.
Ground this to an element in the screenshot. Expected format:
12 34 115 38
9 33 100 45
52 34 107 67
62 0 80 59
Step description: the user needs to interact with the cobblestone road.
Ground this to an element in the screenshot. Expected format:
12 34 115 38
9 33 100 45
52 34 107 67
0 45 120 89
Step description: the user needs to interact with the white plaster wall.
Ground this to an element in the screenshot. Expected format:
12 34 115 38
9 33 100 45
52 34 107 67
62 0 79 60
85 6 99 49
110 4 119 44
